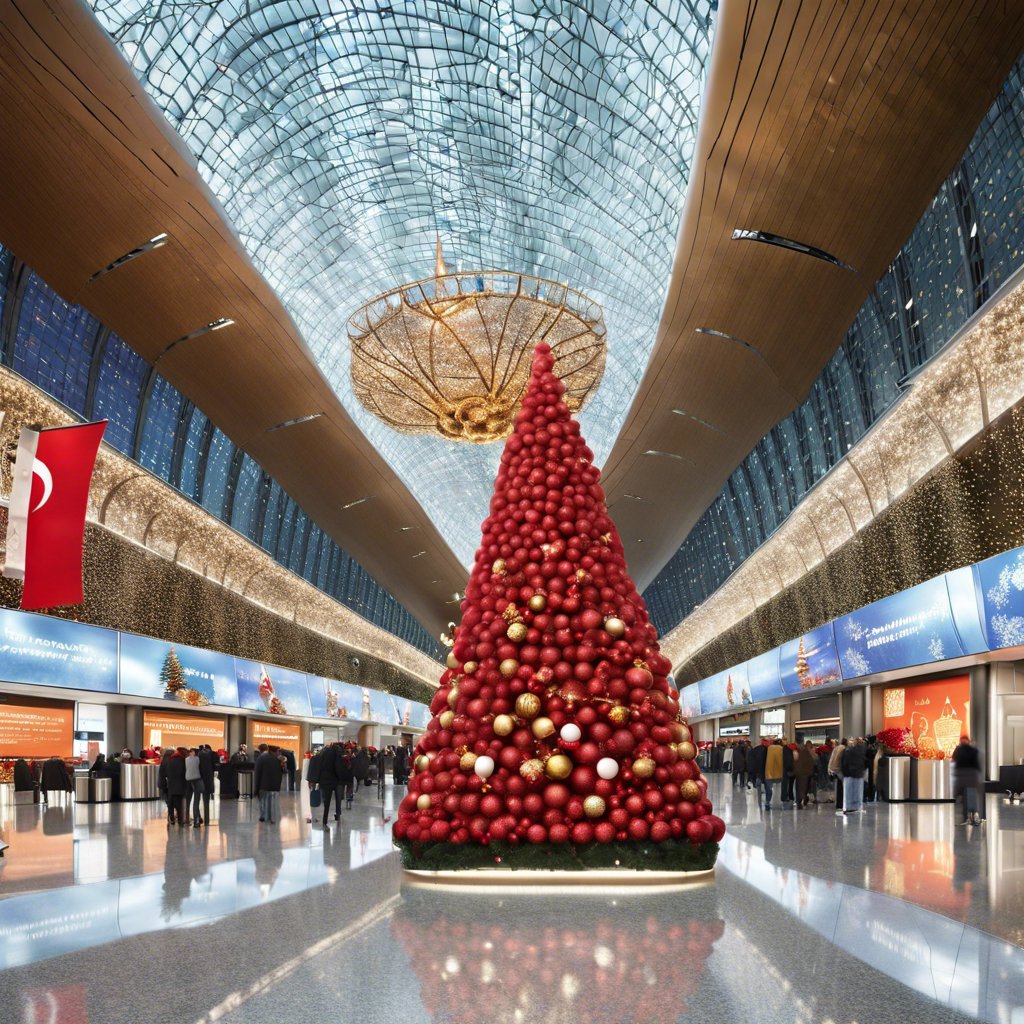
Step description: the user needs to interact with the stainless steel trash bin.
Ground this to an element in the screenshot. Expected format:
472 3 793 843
90 777 112 803
121 763 159 800
237 771 253 798
74 775 91 802
887 756 912 802
916 759 952 800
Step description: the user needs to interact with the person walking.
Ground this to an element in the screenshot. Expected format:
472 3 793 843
951 734 984 825
316 742 341 828
795 741 817 808
282 748 298 792
197 744 215 825
781 740 796 805
828 738 847 815
763 738 785 810
159 747 187 827
749 738 768 795
353 746 370 791
184 747 204 827
253 744 283 823
840 737 868 815
393 744 409 785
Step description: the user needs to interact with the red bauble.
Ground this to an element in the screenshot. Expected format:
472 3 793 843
686 818 714 845
480 794 504 819
707 815 727 842
543 783 571 809
649 820 671 843
526 824 547 844
594 821 616 843
570 821 595 844
627 818 649 841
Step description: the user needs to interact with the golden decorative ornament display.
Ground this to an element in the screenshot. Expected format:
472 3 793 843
463 660 478 674
603 617 626 637
445 652 460 670
520 758 545 784
416 794 432 811
632 756 656 778
506 621 528 642
545 754 573 779
677 740 697 760
583 795 607 818
499 658 519 678
447 686 460 708
531 716 555 739
492 559 507 576
438 710 454 730
347 246 607 443
502 603 522 623
528 594 547 612
680 780 701 802
492 714 515 736
459 751 478 772
669 721 688 742
414 755 429 772
515 693 542 719
608 705 630 725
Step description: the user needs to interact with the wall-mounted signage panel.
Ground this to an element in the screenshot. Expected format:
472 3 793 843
780 623 842 695
0 696 73 757
235 659 311 717
120 634 238 708
142 709 226 751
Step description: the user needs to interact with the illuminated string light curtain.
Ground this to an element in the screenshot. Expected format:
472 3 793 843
349 245 606 442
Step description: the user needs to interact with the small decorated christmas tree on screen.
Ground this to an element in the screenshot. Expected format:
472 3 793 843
160 646 186 697
394 344 723 870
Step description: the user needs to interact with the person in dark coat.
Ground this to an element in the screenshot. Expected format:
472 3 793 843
794 741 817 808
197 745 216 824
840 737 868 814
40 756 72 802
338 746 356 808
313 743 340 828
781 742 796 804
393 745 409 785
951 734 984 824
13 757 34 792
353 747 370 789
158 748 188 826
282 748 298 791
253 744 284 823
748 740 768 790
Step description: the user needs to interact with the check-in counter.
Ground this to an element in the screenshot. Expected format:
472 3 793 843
121 762 160 800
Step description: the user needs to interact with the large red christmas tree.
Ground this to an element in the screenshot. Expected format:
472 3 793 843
395 344 723 870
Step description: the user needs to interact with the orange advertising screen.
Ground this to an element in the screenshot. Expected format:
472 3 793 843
0 698 73 757
143 709 226 751
248 718 302 751
882 675 970 758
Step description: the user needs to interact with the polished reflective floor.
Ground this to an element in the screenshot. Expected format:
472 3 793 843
1 776 1023 1023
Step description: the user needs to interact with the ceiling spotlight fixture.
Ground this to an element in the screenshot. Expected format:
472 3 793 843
431 579 443 584
154 317 235 363
88 232 169 283
398 526 416 532
731 229 857 273
623 493 651 503
341 496 373 510
671 409 724 433
266 411 324 432
411 550 427 558
643 449 695 464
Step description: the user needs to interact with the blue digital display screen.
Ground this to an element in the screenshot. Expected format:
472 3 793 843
698 662 751 716
235 658 311 717
834 575 966 678
779 623 842 695
974 545 1024 650
0 609 117 692
746 648 784 703
120 633 238 707
679 684 701 720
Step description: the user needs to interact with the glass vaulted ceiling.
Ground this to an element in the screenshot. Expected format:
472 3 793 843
89 0 715 566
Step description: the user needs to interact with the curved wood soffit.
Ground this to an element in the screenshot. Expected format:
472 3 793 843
0 0 466 633
602 0 1024 591
0 366 441 691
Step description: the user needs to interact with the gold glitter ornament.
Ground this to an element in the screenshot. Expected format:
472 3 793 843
446 652 460 670
520 758 545 784
677 741 697 760
447 685 460 708
632 756 656 778
604 617 626 637
463 661 478 674
416 794 432 811
545 754 573 779
528 594 547 612
583 795 606 818
680 780 701 802
531 716 555 739
492 559 507 575
506 621 528 642
499 658 519 678
515 693 541 719
608 705 629 726
492 714 515 736
438 710 454 729
460 751 478 772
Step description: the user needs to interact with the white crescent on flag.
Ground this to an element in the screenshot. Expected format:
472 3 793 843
31 459 53 513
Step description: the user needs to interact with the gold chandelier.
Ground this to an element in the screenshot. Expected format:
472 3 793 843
347 243 607 443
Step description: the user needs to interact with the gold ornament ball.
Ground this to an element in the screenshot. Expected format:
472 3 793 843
415 755 429 772
499 658 520 678
493 714 515 737
583 795 606 818
680 780 701 802
677 740 697 760
506 621 528 643
446 652 460 670
545 754 573 779
460 751 478 772
515 693 542 719
604 617 626 638
531 716 555 739
528 594 547 612
520 758 545 784
463 660 478 674
416 794 432 811
632 756 656 778
438 710 455 729
492 558 508 575
447 685 460 708
608 705 630 726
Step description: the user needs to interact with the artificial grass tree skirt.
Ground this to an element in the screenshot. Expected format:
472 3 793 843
396 837 719 873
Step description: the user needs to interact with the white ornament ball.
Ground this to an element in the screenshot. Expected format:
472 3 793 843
596 757 620 780
474 755 495 780
560 723 582 743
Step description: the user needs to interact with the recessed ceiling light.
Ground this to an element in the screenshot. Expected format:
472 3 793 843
671 409 724 433
623 493 651 502
643 449 695 464
431 579 442 584
411 550 427 558
341 496 373 510
398 526 416 532
266 412 324 432
155 318 235 362
731 228 857 273
88 232 168 283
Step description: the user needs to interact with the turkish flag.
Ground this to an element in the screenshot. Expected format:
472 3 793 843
4 421 106 609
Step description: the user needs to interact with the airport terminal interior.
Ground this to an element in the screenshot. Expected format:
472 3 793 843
3 1 1024 1022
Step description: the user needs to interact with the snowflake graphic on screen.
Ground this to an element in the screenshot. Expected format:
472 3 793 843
927 636 945 662
990 613 1024 648
844 619 866 643
987 552 1024 611
844 648 870 677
